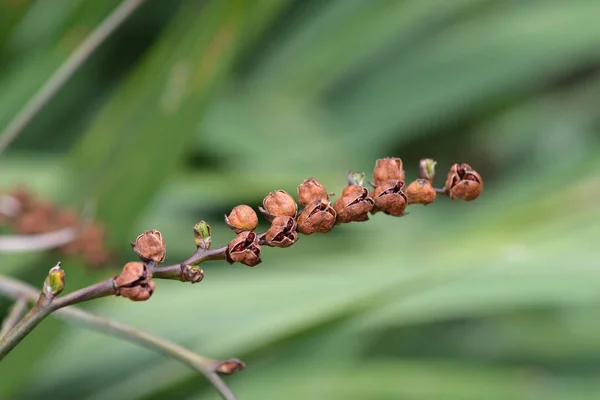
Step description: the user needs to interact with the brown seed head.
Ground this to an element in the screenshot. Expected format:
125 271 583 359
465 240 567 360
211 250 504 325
131 229 166 264
265 216 298 248
333 185 374 223
226 231 262 267
261 190 298 219
373 158 405 186
371 179 408 216
296 199 336 235
215 359 246 375
406 179 436 205
224 205 258 233
114 261 155 302
297 178 329 207
445 163 483 201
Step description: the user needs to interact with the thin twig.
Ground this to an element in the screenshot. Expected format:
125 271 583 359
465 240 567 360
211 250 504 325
0 298 28 337
0 0 148 156
0 228 77 253
0 278 115 359
0 274 239 400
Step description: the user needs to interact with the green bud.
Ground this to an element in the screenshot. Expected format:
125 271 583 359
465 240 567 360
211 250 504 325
419 159 437 183
193 221 211 249
347 171 366 187
43 262 65 298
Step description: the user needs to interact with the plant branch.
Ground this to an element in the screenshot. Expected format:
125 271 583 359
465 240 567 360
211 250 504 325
0 274 241 400
0 298 28 337
152 233 268 280
0 0 148 156
0 274 115 360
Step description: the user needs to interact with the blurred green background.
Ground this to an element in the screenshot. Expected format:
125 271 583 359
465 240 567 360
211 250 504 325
1 0 600 398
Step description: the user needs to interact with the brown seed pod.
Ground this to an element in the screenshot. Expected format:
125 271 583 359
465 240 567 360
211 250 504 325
445 163 483 201
226 231 262 267
405 179 436 205
114 262 155 302
260 190 298 220
296 199 336 235
373 158 405 186
224 205 258 233
131 229 166 264
297 178 329 207
333 185 374 223
371 179 408 216
265 216 298 248
215 359 246 375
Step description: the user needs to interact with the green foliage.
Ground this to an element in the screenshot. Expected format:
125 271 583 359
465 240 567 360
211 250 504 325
1 0 600 398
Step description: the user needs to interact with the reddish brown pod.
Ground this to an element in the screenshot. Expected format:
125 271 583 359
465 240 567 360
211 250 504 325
297 178 329 207
296 199 336 235
445 163 483 201
114 262 156 302
333 185 374 223
371 179 407 216
226 231 262 267
131 229 166 264
265 216 298 248
260 190 297 220
405 179 436 205
225 205 258 233
373 158 404 186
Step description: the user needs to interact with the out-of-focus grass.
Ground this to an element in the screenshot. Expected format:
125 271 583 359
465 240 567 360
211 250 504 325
1 0 600 399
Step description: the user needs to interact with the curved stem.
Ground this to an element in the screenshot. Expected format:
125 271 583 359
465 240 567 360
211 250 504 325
0 298 28 337
0 274 239 400
0 279 115 359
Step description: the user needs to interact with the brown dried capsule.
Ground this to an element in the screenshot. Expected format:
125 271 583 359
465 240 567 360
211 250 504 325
215 359 246 375
114 261 155 302
445 163 483 201
131 229 166 264
371 179 407 216
296 199 336 235
406 179 436 205
226 231 262 267
373 158 405 186
333 185 374 223
260 190 297 220
224 205 258 233
265 216 298 248
297 178 329 207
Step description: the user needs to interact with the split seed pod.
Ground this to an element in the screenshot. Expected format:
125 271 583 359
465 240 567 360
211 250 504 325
114 261 155 302
226 231 262 267
131 229 166 264
333 185 374 223
296 199 336 235
371 179 408 216
265 216 298 248
445 163 483 201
